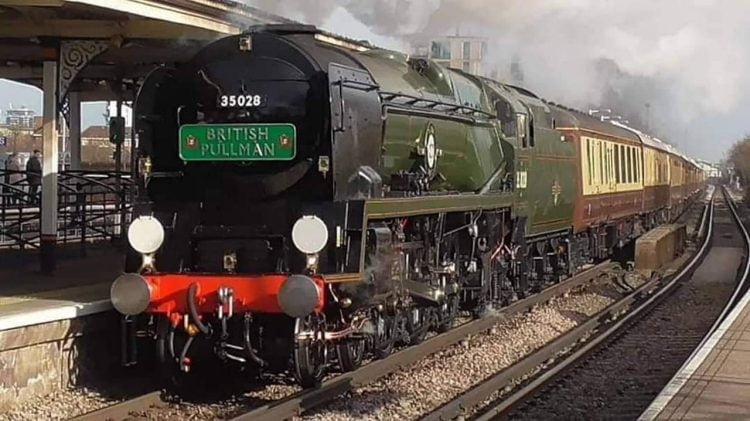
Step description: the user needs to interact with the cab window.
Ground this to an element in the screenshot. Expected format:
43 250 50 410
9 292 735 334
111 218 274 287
517 113 528 148
495 99 516 138
451 72 484 109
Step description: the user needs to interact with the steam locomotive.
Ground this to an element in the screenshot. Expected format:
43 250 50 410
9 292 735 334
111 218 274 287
110 24 703 387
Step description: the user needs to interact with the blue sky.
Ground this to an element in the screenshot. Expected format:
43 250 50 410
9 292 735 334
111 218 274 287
0 79 110 128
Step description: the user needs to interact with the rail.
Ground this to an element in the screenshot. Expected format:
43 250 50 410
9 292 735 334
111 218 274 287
0 170 135 250
230 261 616 421
429 189 716 420
72 262 616 421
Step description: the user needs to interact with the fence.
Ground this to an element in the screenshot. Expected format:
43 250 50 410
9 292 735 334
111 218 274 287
0 170 135 250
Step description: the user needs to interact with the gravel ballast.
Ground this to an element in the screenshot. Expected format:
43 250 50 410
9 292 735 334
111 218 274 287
304 276 633 421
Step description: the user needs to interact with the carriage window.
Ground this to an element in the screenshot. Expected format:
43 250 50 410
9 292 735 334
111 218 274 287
635 148 643 183
597 142 604 183
656 159 660 183
637 151 642 183
626 147 632 183
586 138 592 186
615 145 620 183
656 160 664 183
604 146 609 184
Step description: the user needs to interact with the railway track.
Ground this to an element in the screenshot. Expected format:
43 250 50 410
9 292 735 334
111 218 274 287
71 391 165 421
69 195 715 421
420 186 748 421
71 260 616 421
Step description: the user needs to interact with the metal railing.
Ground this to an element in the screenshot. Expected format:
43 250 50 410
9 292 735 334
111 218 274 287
0 170 135 250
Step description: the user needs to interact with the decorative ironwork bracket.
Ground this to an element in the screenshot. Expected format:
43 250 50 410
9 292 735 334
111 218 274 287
58 40 109 120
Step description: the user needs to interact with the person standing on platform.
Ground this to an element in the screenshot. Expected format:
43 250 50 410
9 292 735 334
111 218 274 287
25 149 42 204
7 153 22 204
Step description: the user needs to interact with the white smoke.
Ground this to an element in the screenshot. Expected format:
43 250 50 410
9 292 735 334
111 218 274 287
431 1 750 120
242 0 750 158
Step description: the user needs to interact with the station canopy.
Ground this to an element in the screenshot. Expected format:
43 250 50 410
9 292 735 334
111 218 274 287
0 0 291 101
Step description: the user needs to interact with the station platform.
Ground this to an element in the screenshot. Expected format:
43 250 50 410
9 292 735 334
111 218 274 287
0 245 124 409
641 198 750 420
0 246 122 331
642 291 750 419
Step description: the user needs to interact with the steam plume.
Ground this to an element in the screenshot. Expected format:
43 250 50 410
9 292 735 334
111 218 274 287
242 0 750 159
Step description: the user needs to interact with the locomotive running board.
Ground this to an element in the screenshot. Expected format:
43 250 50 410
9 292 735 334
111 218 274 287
364 192 515 219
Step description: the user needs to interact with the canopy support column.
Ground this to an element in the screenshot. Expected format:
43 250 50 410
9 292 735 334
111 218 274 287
41 60 59 274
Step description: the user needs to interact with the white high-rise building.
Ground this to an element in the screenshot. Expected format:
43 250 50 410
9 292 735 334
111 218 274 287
410 36 489 77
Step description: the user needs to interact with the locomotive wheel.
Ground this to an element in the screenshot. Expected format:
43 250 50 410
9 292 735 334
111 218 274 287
336 338 365 372
437 295 459 333
405 306 430 345
373 312 396 359
292 315 326 388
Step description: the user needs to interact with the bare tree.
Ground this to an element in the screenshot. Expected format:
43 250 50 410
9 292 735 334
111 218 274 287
728 135 750 195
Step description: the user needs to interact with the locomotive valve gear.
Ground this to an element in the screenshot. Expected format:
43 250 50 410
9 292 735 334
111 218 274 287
111 273 152 316
127 216 164 255
278 275 322 318
296 316 369 341
292 215 329 254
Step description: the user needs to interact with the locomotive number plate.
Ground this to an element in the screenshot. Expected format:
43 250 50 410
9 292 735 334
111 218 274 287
218 94 264 108
179 123 296 161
